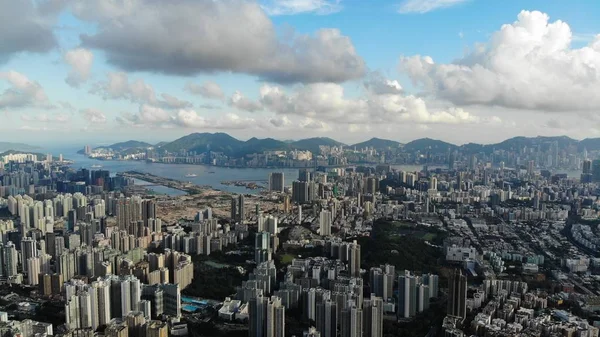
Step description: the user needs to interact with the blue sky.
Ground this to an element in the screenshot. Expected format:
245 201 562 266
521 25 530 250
1 0 600 146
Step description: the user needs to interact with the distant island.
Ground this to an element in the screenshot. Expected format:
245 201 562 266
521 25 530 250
0 142 41 153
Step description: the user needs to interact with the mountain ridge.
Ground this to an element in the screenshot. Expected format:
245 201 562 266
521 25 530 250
290 137 346 153
403 138 457 152
351 137 402 150
98 140 153 151
85 133 600 157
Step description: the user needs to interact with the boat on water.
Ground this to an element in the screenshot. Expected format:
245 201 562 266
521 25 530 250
185 174 198 177
91 165 103 168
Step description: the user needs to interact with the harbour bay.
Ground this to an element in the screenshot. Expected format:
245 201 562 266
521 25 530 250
45 146 300 195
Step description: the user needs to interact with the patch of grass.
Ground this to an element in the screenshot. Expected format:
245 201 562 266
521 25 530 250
359 220 443 275
422 233 437 241
185 256 246 300
281 254 295 264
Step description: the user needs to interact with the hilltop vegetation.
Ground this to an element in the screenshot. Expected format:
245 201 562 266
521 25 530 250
351 137 401 150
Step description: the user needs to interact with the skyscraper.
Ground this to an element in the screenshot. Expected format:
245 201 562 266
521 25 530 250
266 296 285 337
160 283 181 318
90 279 112 329
238 194 245 223
258 213 265 232
348 241 361 278
249 293 266 337
67 209 77 232
319 210 332 236
583 159 592 174
316 298 337 337
398 270 416 318
456 172 465 191
265 216 278 235
469 155 477 170
448 152 455 169
231 197 238 221
195 207 212 221
65 291 93 330
250 294 285 337
365 177 378 195
142 200 156 227
292 181 310 204
254 232 271 264
447 269 467 320
417 284 430 312
429 176 438 191
115 275 142 318
80 223 94 246
363 294 383 337
269 173 285 192
21 237 38 271
26 257 41 285
592 160 600 183
582 159 593 183
299 169 312 182
552 141 559 168
422 273 439 299
340 300 362 337
3 241 18 277
283 195 291 213
369 265 394 301
58 252 75 281
116 196 143 231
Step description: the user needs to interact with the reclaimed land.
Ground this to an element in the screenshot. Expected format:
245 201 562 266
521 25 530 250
118 170 212 194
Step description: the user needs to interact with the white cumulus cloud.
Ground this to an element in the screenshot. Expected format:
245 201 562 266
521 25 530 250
230 91 263 112
185 81 225 100
269 115 292 128
92 72 192 109
300 118 332 131
74 0 364 83
259 78 489 126
81 108 107 124
364 73 403 95
0 71 49 109
118 105 263 131
400 10 600 112
64 48 94 88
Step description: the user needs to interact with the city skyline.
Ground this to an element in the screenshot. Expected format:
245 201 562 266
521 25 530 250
2 0 600 144
14 131 600 150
